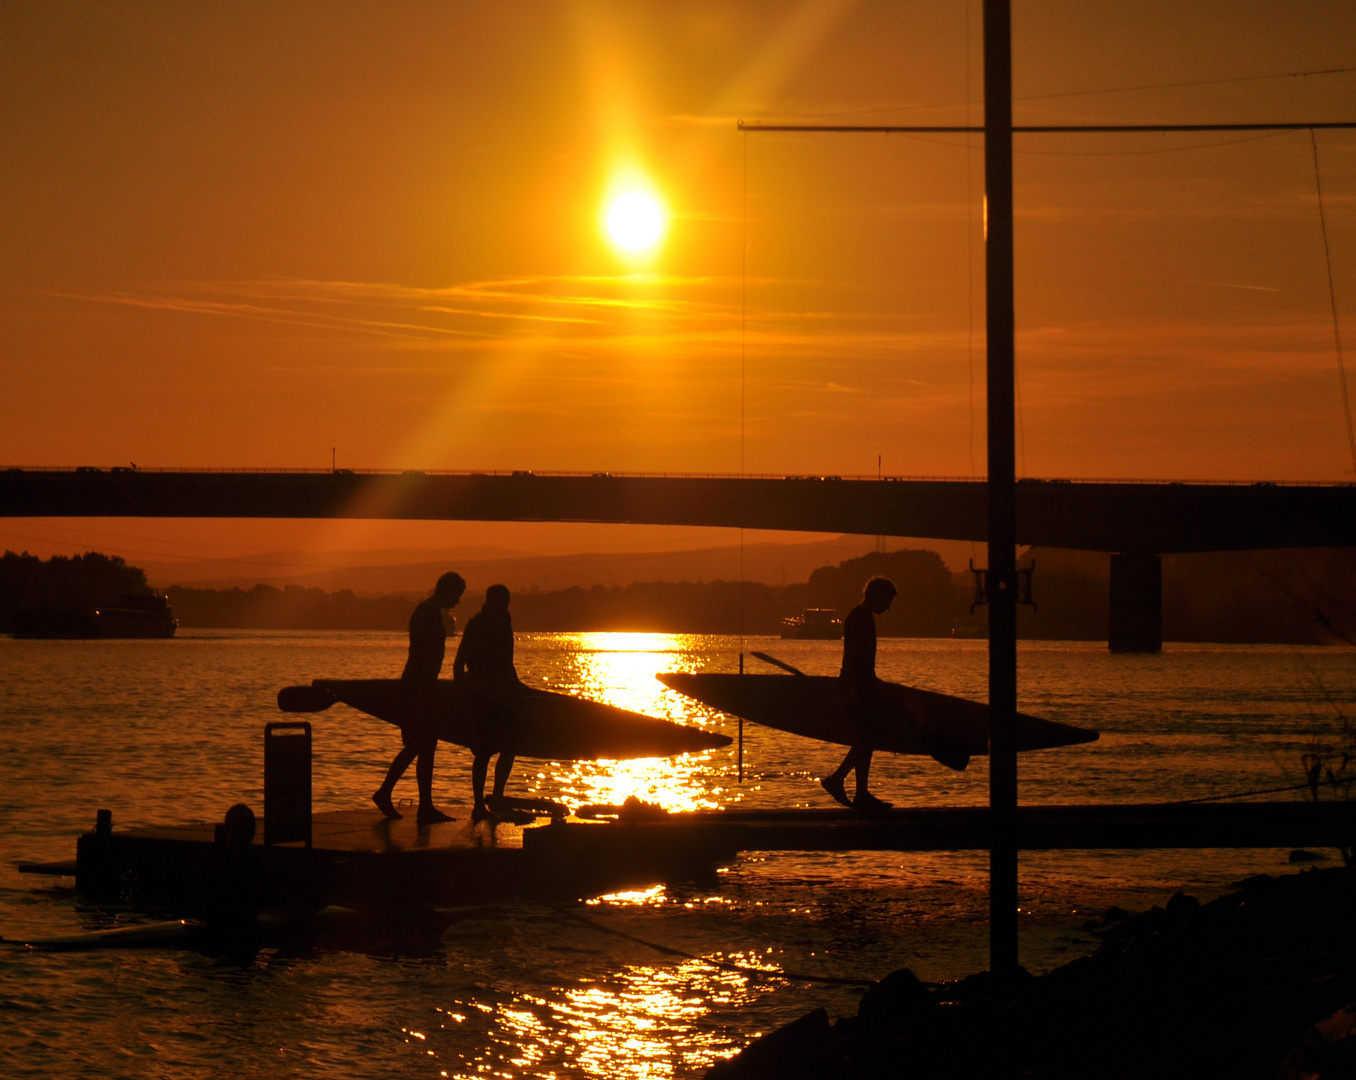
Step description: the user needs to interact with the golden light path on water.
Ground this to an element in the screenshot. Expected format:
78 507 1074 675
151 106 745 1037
521 631 729 813
436 957 779 1080
431 632 781 1078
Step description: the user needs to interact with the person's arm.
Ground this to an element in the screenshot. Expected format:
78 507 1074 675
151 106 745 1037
452 625 469 679
505 614 519 680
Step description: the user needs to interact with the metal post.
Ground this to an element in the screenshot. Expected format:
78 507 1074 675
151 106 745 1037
983 0 1019 977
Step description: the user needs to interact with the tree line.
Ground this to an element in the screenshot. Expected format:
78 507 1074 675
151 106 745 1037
0 551 152 633
5 546 1352 643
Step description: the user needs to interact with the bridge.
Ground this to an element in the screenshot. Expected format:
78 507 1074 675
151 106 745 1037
3 467 1353 650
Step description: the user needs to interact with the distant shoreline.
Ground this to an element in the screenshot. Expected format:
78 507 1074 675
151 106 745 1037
6 547 1353 645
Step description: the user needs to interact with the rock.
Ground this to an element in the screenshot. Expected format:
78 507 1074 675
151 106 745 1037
1278 1001 1356 1079
1164 891 1201 922
857 968 931 1026
1090 904 1133 930
703 1008 837 1080
1290 849 1327 863
938 966 1034 1006
1097 905 1166 940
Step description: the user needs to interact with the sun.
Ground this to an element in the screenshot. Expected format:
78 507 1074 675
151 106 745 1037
603 188 667 258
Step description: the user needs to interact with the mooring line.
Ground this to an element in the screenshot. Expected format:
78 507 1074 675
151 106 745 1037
1310 128 1356 479
552 905 880 988
1171 776 1351 804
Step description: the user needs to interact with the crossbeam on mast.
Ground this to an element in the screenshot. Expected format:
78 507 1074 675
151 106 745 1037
739 121 1356 134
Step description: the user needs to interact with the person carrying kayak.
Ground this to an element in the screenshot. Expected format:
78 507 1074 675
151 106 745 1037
821 576 897 815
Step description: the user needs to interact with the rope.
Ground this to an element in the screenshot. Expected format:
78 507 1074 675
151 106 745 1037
553 905 880 988
1172 776 1352 804
1310 129 1356 478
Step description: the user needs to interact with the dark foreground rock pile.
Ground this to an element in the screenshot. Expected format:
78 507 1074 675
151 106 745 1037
707 866 1356 1079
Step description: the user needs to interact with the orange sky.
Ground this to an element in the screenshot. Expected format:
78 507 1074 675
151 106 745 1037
2 2 1354 568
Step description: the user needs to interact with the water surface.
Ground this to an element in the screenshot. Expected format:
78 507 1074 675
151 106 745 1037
1 632 1351 1078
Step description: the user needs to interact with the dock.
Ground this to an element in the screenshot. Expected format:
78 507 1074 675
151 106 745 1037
63 807 731 911
532 801 1356 854
28 800 1355 914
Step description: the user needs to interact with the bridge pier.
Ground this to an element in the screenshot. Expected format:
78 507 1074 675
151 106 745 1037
1109 553 1162 653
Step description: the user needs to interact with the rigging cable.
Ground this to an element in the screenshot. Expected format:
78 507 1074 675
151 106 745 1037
964 1 977 481
963 0 980 580
738 127 748 782
1309 128 1356 478
791 65 1356 121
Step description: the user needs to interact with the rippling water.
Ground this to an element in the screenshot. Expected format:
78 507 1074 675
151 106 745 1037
1 631 1352 1078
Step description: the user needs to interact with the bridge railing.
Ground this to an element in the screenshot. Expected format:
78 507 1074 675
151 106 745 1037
2 466 1351 488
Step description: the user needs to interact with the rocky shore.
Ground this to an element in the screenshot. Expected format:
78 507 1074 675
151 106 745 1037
707 865 1356 1079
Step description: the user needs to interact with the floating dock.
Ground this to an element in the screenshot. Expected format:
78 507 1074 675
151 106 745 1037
57 807 728 911
20 800 1354 914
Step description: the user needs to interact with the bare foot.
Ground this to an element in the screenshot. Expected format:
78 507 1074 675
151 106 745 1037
820 775 852 808
416 805 454 825
852 791 893 817
372 790 402 820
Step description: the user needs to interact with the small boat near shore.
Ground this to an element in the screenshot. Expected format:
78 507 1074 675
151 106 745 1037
780 608 843 640
94 593 178 638
12 593 177 639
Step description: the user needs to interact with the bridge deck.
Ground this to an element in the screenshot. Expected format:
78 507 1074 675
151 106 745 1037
3 469 1353 552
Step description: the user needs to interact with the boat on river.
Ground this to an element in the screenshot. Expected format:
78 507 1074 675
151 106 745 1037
780 608 843 640
12 593 177 639
94 593 178 638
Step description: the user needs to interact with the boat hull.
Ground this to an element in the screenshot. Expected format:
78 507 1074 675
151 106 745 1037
95 610 178 638
287 678 732 761
655 672 1098 770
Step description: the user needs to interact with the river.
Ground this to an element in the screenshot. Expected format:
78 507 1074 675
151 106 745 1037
1 631 1352 1078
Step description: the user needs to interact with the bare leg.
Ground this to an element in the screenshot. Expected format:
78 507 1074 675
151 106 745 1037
471 752 490 817
852 749 873 798
414 745 453 824
491 753 516 800
374 746 416 819
851 749 892 814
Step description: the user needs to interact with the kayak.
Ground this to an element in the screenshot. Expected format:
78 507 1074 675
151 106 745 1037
278 678 731 761
656 672 1098 770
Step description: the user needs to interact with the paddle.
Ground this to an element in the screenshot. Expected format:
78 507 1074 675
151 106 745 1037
277 685 336 712
749 651 809 677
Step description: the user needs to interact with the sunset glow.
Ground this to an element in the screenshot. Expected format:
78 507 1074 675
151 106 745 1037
1 3 1354 547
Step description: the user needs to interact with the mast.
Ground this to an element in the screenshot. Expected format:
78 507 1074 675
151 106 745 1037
983 0 1019 977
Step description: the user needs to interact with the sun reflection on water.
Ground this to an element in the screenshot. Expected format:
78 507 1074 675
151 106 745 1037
441 959 772 1080
518 632 731 813
588 884 667 907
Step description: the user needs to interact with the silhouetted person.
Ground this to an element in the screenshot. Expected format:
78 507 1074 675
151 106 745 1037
454 584 521 821
374 571 465 825
822 576 897 815
203 802 261 945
